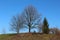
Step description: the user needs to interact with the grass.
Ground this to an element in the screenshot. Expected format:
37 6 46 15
0 33 60 40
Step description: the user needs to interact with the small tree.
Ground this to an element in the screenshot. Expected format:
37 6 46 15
42 17 49 34
10 14 23 34
2 28 6 34
38 23 42 33
49 27 60 35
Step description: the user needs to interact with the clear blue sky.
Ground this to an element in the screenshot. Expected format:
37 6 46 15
0 0 60 34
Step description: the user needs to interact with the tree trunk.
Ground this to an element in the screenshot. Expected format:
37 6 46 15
28 23 31 33
17 29 19 34
29 27 30 33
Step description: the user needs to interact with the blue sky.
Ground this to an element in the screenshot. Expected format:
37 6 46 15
0 0 60 34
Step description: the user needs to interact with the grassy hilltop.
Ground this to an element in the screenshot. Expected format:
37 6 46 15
0 33 60 40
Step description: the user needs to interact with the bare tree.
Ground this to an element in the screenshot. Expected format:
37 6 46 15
10 14 23 34
38 23 42 33
21 5 41 32
49 27 60 34
2 27 6 34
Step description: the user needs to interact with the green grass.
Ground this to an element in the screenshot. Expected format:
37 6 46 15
0 33 59 40
0 34 17 40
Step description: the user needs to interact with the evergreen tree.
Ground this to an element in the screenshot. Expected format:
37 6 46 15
42 17 49 34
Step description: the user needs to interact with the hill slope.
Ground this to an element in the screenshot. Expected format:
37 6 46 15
0 33 60 40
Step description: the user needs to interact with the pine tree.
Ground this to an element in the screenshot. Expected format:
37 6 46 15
42 17 49 34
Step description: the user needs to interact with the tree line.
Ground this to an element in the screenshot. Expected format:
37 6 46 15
10 5 59 34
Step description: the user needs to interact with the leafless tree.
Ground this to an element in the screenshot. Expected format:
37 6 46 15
49 27 60 34
2 27 6 34
21 5 41 32
10 14 23 34
38 23 42 33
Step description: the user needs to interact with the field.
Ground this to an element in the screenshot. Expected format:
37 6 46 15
0 33 60 40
